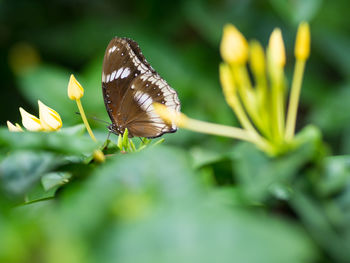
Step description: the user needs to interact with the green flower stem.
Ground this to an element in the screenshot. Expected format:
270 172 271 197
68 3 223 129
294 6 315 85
255 70 268 103
277 72 286 137
285 59 306 140
237 65 254 93
220 64 259 139
254 71 271 139
76 99 96 142
271 67 285 143
224 87 260 139
233 65 267 137
184 117 274 154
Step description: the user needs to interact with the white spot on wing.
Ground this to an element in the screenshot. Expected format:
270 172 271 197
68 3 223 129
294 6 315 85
162 89 172 97
106 74 111 82
102 72 106 82
134 91 152 111
132 90 178 133
140 75 148 81
110 70 116 80
108 46 117 54
136 72 181 124
115 68 123 79
139 94 150 105
121 68 130 79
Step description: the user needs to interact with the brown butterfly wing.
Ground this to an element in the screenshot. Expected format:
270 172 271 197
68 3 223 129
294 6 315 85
120 72 180 138
102 38 151 132
102 37 180 138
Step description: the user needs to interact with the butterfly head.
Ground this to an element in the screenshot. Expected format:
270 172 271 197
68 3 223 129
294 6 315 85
107 123 126 136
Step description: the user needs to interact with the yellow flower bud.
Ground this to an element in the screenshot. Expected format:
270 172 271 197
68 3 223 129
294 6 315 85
220 24 248 64
68 74 84 100
19 107 43 131
7 121 23 132
153 103 188 127
38 100 62 131
249 40 266 76
93 149 105 163
268 28 286 67
295 22 310 61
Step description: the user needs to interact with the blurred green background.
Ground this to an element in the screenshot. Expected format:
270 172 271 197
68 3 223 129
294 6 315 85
1 1 350 263
2 0 350 153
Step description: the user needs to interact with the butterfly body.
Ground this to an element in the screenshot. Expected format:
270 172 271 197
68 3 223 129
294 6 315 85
102 37 180 138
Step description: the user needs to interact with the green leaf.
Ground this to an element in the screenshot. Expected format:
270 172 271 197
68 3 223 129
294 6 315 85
55 146 316 263
290 190 350 262
316 156 350 196
41 172 71 191
122 128 129 151
151 138 164 147
129 139 136 152
117 134 123 150
25 182 57 204
230 125 323 201
0 151 60 198
189 146 226 169
0 128 97 155
59 124 86 136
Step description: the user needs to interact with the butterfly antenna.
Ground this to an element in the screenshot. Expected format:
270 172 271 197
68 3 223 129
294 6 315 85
75 112 111 125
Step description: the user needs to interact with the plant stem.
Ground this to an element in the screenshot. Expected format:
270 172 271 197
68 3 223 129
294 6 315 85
76 99 96 142
285 59 306 140
254 69 271 139
184 117 274 154
233 65 270 137
271 67 285 143
185 117 253 141
220 64 260 139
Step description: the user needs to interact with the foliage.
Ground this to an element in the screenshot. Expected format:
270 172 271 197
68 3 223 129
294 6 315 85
1 0 350 262
1 121 350 262
0 132 320 263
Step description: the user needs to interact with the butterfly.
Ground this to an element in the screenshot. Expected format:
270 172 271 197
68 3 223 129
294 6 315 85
102 37 181 138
